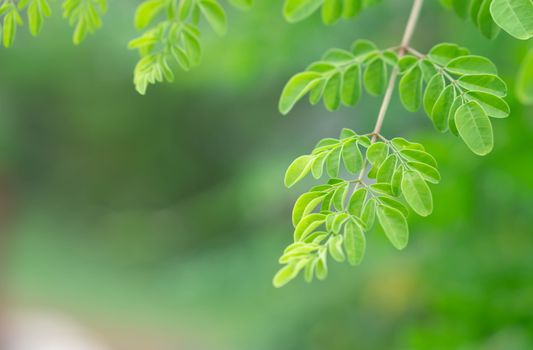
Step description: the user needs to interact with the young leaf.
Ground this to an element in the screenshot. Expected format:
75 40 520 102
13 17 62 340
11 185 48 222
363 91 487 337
273 262 299 288
342 139 363 174
344 220 365 265
294 213 327 241
285 155 314 187
427 43 469 66
377 154 396 183
366 142 388 166
198 0 227 35
457 74 507 97
376 204 409 250
465 91 510 118
423 74 446 116
407 161 441 184
341 64 362 106
283 0 323 23
446 55 498 75
328 234 345 262
292 191 326 226
455 101 494 155
399 65 423 112
399 149 438 168
431 84 455 132
401 170 433 216
323 72 342 111
490 0 533 40
347 187 367 217
279 72 322 115
326 147 342 177
361 198 376 230
364 57 387 96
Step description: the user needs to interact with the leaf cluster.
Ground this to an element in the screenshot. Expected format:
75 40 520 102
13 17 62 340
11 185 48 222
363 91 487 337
282 0 382 24
274 129 440 287
129 0 251 94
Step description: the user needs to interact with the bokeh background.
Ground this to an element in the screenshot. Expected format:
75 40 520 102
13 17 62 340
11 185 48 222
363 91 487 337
0 1 532 349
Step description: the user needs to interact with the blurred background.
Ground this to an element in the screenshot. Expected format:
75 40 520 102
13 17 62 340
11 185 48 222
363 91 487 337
0 1 531 349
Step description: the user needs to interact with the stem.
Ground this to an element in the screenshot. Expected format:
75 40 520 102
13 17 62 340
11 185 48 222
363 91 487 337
357 0 423 183
371 0 423 142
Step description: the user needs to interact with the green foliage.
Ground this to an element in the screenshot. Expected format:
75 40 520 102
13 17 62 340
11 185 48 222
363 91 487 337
283 0 382 24
398 43 508 154
274 130 441 287
274 0 518 286
129 0 249 94
63 0 107 44
442 0 533 40
279 40 398 114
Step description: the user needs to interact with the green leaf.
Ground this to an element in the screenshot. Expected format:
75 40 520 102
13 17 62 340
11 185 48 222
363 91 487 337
311 153 327 179
198 0 227 35
399 65 423 112
364 57 387 96
379 196 409 218
323 72 342 111
328 234 345 262
283 0 323 22
427 43 469 66
344 220 365 265
273 262 299 288
401 170 433 216
455 101 494 155
285 155 314 187
446 55 498 75
477 0 500 39
398 55 418 74
341 64 362 106
361 198 376 230
339 128 356 139
431 84 455 132
376 204 409 250
448 97 462 136
315 253 328 280
423 74 446 116
366 142 388 166
294 213 327 241
229 0 253 10
347 187 367 217
465 91 510 118
490 0 533 40
391 166 403 196
451 0 469 18
407 161 441 184
343 0 363 19
342 139 363 174
135 0 165 29
279 72 322 115
457 74 507 97
332 183 348 211
326 147 342 177
377 154 396 183
292 191 326 226
399 149 438 168
516 48 533 105
351 39 377 57
322 0 342 24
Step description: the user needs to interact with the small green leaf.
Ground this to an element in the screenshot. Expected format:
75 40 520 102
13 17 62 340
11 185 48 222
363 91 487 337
399 149 438 168
341 64 362 106
399 65 423 112
377 154 397 183
446 55 498 75
490 0 533 40
376 204 409 250
292 191 326 226
273 263 298 288
323 72 342 111
294 213 327 241
391 166 403 196
364 58 387 96
448 97 462 136
427 43 469 66
431 84 455 132
283 0 323 22
351 39 377 57
457 74 507 97
135 0 165 29
407 161 441 184
326 147 342 178
477 0 500 39
279 72 322 115
328 234 345 262
285 155 314 187
322 0 342 24
398 55 418 74
401 170 433 216
342 0 363 19
379 196 409 218
366 142 388 166
342 139 363 174
465 91 510 118
315 253 328 280
423 74 446 116
332 183 348 211
347 187 367 217
344 220 365 265
311 153 327 179
198 0 227 35
361 198 376 230
455 101 494 155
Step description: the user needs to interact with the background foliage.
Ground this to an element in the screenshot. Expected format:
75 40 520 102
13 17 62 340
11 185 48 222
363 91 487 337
0 1 532 349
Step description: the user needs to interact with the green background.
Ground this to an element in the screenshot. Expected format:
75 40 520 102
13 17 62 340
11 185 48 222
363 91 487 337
1 1 532 349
